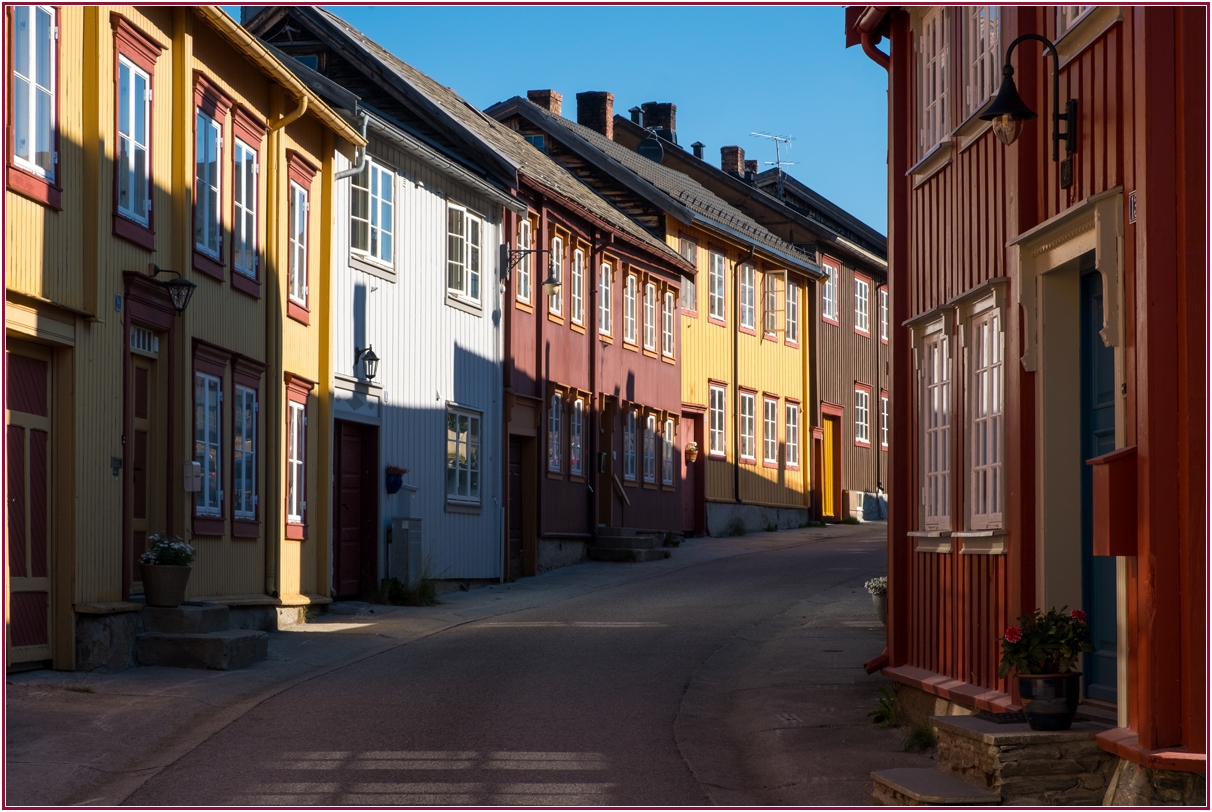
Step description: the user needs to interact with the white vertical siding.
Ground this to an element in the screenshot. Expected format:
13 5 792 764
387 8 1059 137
331 135 504 581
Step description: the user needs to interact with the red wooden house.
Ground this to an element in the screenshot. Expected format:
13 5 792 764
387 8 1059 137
847 4 1205 794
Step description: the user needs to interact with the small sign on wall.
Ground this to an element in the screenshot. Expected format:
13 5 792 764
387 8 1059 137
1128 190 1137 224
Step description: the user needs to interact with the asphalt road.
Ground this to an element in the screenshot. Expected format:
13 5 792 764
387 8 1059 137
123 525 894 806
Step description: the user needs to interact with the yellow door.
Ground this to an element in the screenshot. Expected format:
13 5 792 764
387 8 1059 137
129 329 166 594
821 416 837 520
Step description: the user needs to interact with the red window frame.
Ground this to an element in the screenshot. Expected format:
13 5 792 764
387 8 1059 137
6 4 62 210
854 382 873 448
284 372 314 540
230 106 266 298
879 285 890 345
230 357 265 538
854 271 872 338
286 151 317 325
111 14 161 252
192 341 231 537
192 73 232 282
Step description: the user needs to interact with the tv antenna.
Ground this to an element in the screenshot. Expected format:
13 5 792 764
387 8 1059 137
751 132 795 199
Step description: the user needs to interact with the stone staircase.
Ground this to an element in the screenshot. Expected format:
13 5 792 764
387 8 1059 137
135 602 268 670
871 713 1116 805
587 527 673 563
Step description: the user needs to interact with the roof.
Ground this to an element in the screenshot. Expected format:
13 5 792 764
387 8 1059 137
486 96 821 277
752 168 887 255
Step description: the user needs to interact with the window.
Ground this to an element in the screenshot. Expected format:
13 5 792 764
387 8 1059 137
195 372 222 516
763 273 778 335
739 263 755 330
1057 5 1092 37
287 401 305 523
524 134 546 151
571 249 585 325
739 391 756 461
880 287 889 342
643 414 657 483
855 275 871 335
11 5 56 182
679 237 697 313
117 56 151 224
516 219 532 303
599 262 612 336
232 138 258 279
918 7 950 157
709 384 726 457
548 236 563 316
447 203 482 302
662 292 675 357
970 309 1003 528
288 181 309 306
352 157 394 265
785 402 800 468
964 7 1000 118
233 385 257 520
643 283 656 350
922 330 951 530
662 418 674 485
446 408 481 504
855 386 871 446
570 398 584 476
624 275 638 344
763 397 778 464
194 110 222 259
709 250 726 321
881 392 890 450
547 393 562 472
786 280 800 344
822 262 838 322
624 409 637 481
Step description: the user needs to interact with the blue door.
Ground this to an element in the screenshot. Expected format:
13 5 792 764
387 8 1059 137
1080 270 1117 703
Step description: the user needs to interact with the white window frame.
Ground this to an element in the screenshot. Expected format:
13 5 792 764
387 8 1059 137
447 202 482 303
547 392 563 472
287 401 306 523
570 398 584 476
855 387 871 445
763 396 778 464
739 391 756 461
599 262 613 336
571 248 585 325
880 287 889 341
921 327 952 531
918 7 950 158
643 414 657 483
233 137 258 278
785 402 800 468
195 372 222 516
446 407 482 505
881 392 890 450
548 236 564 316
763 273 778 335
624 275 638 344
964 6 1000 118
709 384 726 457
968 306 1004 529
822 262 838 321
624 408 637 481
194 110 222 259
1057 5 1093 37
662 418 675 485
288 180 308 305
662 291 675 357
11 5 56 181
855 276 871 335
786 280 800 343
233 384 257 520
709 250 726 320
117 55 151 224
680 237 698 313
643 282 656 350
351 157 395 266
740 263 755 330
516 219 532 303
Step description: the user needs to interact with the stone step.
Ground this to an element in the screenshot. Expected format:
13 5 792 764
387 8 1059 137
592 534 663 550
596 527 638 538
871 768 1001 806
135 629 268 670
140 602 230 635
586 547 671 563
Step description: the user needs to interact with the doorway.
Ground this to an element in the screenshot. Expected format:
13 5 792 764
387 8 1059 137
818 410 842 521
128 333 166 596
506 436 536 579
332 420 378 598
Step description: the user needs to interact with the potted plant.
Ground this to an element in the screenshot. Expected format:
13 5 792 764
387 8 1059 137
139 534 197 608
385 465 409 495
685 441 699 463
998 607 1095 731
865 576 887 625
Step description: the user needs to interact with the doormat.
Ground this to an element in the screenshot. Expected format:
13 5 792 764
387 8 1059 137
975 710 1027 724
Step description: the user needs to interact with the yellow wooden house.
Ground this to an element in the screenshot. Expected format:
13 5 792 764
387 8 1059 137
4 5 363 670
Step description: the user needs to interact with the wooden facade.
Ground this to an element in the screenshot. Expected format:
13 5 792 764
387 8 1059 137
849 4 1206 775
4 6 362 669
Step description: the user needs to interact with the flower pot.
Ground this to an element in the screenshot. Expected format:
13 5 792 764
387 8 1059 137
871 592 887 625
1017 672 1082 731
685 447 699 463
140 564 192 608
385 473 404 495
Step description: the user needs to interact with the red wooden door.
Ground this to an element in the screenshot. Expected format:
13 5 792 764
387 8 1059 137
6 345 53 666
332 421 376 598
508 439 523 581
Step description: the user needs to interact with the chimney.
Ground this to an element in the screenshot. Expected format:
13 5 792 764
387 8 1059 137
526 89 562 117
641 102 677 144
576 91 614 139
629 106 644 127
691 141 704 160
745 159 759 175
721 145 744 175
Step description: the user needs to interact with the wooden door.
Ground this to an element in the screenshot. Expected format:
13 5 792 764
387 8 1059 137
598 398 615 528
128 349 163 594
508 439 523 580
6 344 53 665
333 421 374 598
820 416 840 520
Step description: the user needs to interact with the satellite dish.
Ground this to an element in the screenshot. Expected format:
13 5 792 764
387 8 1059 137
637 134 664 163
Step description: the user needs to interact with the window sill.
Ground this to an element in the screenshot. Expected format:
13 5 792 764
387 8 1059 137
623 478 638 488
622 340 639 352
707 315 727 328
515 298 534 314
113 213 155 252
569 473 586 483
785 464 801 473
908 531 952 554
909 141 953 188
286 522 306 541
739 456 757 466
955 530 1007 555
952 109 993 154
855 327 871 338
193 515 225 537
547 312 566 326
784 339 800 350
738 325 757 337
287 300 310 326
661 483 676 492
193 249 224 282
822 315 840 327
708 452 726 460
546 470 564 481
6 164 62 210
232 518 259 539
598 332 614 345
855 439 872 449
762 460 779 470
643 346 658 358
681 308 699 319
1055 6 1122 69
445 500 482 515
642 480 658 490
661 354 676 365
446 293 482 317
231 270 261 299
349 252 396 282
570 321 586 334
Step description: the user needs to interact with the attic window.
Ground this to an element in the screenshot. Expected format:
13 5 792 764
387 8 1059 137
293 54 320 70
524 134 546 152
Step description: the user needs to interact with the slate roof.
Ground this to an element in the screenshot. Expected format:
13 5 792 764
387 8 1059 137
488 96 820 275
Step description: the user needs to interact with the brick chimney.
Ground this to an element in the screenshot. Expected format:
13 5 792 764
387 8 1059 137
641 102 677 143
527 89 562 117
745 159 759 175
721 145 744 175
576 91 614 139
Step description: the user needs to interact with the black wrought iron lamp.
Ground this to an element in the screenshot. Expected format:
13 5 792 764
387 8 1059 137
354 345 379 381
979 33 1078 188
498 244 550 282
151 265 197 315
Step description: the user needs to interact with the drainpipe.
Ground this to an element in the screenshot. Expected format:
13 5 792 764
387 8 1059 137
589 229 602 543
857 7 891 71
268 92 308 133
733 245 755 504
334 111 370 181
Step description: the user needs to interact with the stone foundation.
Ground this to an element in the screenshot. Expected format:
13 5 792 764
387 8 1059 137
706 503 810 537
537 537 588 573
74 612 140 673
893 682 979 730
1105 759 1207 806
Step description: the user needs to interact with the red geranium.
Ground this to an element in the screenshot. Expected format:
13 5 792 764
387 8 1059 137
1070 609 1087 622
998 606 1094 678
1004 626 1023 643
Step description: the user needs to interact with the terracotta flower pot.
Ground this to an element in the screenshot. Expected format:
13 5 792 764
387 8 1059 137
685 447 699 463
1018 672 1082 731
140 564 192 608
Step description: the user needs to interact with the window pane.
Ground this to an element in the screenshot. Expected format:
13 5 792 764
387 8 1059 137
14 76 30 163
14 7 29 78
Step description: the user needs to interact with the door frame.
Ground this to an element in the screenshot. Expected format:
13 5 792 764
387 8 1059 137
820 403 845 521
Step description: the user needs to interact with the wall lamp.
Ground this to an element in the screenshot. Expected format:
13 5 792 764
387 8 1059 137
150 265 197 315
498 244 551 283
979 33 1078 188
354 345 379 381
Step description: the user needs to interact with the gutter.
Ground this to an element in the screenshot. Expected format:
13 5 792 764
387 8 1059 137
692 214 822 279
857 6 892 71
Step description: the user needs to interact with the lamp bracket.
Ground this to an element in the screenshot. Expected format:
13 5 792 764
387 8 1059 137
498 244 550 280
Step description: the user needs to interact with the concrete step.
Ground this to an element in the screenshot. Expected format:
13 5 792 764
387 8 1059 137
596 527 637 538
592 534 663 550
871 768 1001 806
586 547 671 563
140 602 230 634
135 629 268 670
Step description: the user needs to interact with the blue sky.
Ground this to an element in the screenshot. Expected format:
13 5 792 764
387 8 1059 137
234 5 889 234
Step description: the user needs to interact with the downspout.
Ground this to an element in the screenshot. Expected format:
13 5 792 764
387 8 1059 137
333 111 370 181
589 229 602 543
858 7 891 70
733 245 755 504
267 91 308 133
